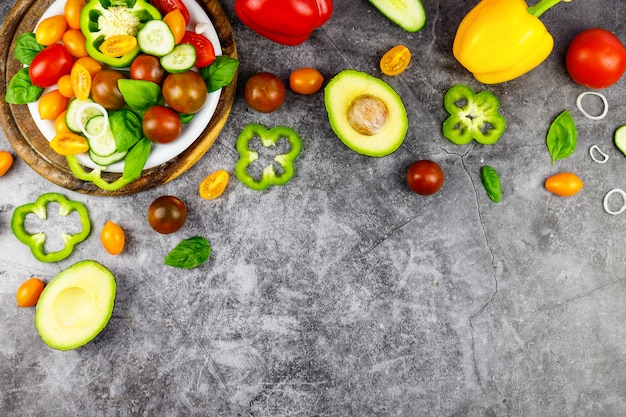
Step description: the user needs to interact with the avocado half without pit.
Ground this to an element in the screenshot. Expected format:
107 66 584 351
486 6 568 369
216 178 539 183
35 260 116 351
324 69 408 157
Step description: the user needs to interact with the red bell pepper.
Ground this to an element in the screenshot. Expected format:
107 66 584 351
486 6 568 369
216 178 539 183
235 0 333 46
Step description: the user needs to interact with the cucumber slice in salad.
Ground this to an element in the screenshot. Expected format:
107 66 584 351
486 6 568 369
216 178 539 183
84 115 117 157
89 149 128 167
66 98 99 133
161 44 197 73
137 20 176 57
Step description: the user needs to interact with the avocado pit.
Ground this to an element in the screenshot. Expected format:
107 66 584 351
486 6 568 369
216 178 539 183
347 94 389 135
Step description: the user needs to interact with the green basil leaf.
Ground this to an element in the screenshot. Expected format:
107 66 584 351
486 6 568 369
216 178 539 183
180 113 194 124
480 165 502 203
5 68 44 104
200 55 240 93
546 110 577 165
109 109 142 152
14 32 44 65
122 137 151 180
117 79 161 111
164 236 211 269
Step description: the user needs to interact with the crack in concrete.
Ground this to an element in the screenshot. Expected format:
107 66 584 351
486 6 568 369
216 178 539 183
550 278 626 311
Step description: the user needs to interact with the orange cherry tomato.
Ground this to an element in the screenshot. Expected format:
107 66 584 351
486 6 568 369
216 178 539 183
163 9 186 44
100 221 126 255
199 169 229 200
35 15 67 46
38 89 68 120
64 0 86 30
16 277 45 307
289 68 324 95
54 111 71 134
0 151 14 176
57 75 75 99
71 63 92 100
62 29 88 58
380 45 411 76
545 172 584 197
75 56 102 78
49 132 89 155
99 35 137 57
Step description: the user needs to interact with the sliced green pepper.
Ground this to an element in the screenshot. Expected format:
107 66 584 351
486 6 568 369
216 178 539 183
66 155 136 191
442 84 507 145
11 193 91 263
80 0 162 68
235 124 302 190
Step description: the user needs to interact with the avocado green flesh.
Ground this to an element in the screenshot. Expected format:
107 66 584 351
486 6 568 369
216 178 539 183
35 260 116 351
324 69 408 157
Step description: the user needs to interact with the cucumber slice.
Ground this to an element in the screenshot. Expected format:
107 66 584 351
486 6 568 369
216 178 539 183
89 149 128 167
368 0 426 32
614 125 626 156
161 44 197 73
66 98 98 133
137 20 175 57
85 115 117 157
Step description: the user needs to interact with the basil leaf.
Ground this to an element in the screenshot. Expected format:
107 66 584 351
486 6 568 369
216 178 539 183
165 236 211 269
180 113 195 124
123 137 151 180
5 68 44 104
200 55 240 93
14 32 44 65
546 110 577 165
109 109 142 152
480 165 502 203
117 79 161 111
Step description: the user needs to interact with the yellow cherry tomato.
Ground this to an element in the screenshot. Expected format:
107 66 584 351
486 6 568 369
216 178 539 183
54 111 71 134
199 169 229 200
99 35 138 57
35 15 67 46
0 151 14 176
62 29 88 58
38 89 68 120
163 9 186 44
57 75 75 99
71 63 92 101
380 45 411 76
16 277 45 307
289 68 324 95
100 221 125 255
545 172 584 197
75 56 102 78
64 0 86 30
49 132 89 155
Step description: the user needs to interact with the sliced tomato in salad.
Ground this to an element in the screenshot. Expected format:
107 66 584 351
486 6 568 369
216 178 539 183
181 31 216 68
150 0 190 24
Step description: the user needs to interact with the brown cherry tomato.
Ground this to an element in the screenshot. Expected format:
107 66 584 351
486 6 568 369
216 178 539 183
290 68 324 95
406 160 444 195
199 169 229 200
162 71 207 114
130 54 166 85
101 221 125 255
91 69 126 110
0 151 14 176
148 196 187 234
16 277 45 307
142 105 182 144
380 45 411 76
545 172 584 196
244 72 285 113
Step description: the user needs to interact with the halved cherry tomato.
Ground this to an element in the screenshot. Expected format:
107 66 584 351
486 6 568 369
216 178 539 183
151 0 190 24
181 31 215 68
380 45 411 76
199 169 229 200
71 63 92 100
101 221 125 255
163 9 186 44
38 89 68 120
0 151 13 176
16 277 45 307
49 132 89 155
75 56 102 78
62 29 88 58
35 15 67 46
55 111 71 134
545 172 584 197
64 0 86 30
99 35 138 57
289 68 324 95
57 75 75 99
29 44 74 88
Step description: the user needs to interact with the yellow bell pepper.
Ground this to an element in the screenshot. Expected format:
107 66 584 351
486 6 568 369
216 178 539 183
453 0 571 84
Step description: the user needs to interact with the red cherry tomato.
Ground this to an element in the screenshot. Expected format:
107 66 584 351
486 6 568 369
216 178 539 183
180 31 216 68
244 72 285 113
406 160 444 195
566 28 626 89
130 54 166 85
143 105 182 143
29 44 74 88
150 0 190 24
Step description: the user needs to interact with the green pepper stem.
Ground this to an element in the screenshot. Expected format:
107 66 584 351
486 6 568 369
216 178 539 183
527 0 571 18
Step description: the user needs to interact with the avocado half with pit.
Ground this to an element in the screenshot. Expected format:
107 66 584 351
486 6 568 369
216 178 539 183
35 260 116 351
324 69 408 157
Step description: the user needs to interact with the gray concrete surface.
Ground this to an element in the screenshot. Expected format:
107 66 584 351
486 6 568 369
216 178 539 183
2 0 626 416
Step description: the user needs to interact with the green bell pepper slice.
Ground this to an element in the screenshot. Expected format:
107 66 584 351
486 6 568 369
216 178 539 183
66 155 136 191
80 0 162 68
11 193 91 263
442 84 507 145
235 124 302 191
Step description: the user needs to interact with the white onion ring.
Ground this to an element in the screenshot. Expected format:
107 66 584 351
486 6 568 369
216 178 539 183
603 188 626 215
576 91 608 121
589 145 609 163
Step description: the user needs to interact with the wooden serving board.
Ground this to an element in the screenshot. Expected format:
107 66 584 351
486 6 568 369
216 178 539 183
0 0 237 196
